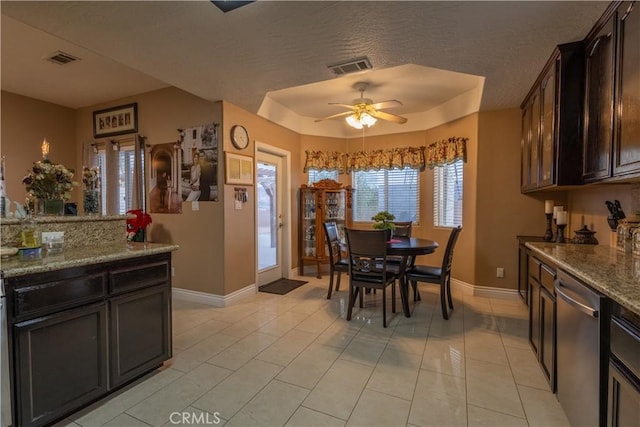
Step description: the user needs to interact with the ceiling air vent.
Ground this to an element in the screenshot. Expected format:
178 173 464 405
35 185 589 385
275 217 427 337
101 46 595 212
45 51 80 65
327 57 372 75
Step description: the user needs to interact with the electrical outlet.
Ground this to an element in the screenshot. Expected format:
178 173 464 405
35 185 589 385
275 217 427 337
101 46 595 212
496 267 505 278
171 267 175 277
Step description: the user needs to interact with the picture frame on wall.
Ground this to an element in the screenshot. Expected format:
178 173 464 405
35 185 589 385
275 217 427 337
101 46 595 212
225 152 253 185
93 103 138 138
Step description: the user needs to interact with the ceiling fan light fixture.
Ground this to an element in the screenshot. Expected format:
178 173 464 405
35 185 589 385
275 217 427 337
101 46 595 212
346 112 377 129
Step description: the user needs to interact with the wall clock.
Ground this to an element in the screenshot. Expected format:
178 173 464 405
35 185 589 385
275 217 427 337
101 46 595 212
230 125 249 150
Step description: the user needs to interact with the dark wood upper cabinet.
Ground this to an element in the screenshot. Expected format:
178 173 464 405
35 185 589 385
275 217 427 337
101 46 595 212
584 12 616 182
614 1 640 176
521 42 585 193
584 1 640 182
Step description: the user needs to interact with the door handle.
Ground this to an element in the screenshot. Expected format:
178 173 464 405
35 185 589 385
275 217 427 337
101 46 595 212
278 223 284 228
556 283 599 318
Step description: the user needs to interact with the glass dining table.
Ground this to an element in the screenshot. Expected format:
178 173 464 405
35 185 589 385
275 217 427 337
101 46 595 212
387 237 439 317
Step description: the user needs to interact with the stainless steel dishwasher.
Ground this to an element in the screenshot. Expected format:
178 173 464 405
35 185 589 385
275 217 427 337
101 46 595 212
555 269 608 427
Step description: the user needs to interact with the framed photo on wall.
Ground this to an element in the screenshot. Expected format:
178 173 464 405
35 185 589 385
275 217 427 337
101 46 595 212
225 152 253 185
93 103 138 138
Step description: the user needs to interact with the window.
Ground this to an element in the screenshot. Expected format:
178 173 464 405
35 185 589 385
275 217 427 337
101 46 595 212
118 145 136 214
434 159 463 227
308 169 338 185
352 167 419 222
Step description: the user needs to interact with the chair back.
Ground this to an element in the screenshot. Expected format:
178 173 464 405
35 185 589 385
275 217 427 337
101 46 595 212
442 226 462 273
345 229 389 281
392 221 413 237
323 222 342 265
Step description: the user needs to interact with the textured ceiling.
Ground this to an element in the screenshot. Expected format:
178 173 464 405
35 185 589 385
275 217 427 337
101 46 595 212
0 1 609 137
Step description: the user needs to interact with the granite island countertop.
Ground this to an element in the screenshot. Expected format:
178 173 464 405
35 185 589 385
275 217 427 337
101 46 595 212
526 242 640 316
0 242 179 278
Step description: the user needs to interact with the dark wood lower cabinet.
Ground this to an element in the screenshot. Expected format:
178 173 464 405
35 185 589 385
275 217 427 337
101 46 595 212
15 303 108 427
5 252 173 427
110 284 171 387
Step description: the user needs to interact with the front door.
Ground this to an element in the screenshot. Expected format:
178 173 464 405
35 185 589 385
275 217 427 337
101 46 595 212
256 151 283 285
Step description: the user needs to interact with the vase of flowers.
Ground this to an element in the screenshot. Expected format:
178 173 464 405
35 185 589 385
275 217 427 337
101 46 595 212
82 166 101 215
126 209 152 242
22 159 77 216
372 210 396 240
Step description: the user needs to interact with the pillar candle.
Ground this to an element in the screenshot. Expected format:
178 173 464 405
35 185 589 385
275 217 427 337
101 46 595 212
545 200 554 214
553 206 564 220
556 211 568 225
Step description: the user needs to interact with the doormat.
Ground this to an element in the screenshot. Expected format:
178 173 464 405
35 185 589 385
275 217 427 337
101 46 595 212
259 278 308 295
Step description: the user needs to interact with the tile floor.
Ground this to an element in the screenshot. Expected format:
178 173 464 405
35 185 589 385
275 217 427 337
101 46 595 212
59 276 570 427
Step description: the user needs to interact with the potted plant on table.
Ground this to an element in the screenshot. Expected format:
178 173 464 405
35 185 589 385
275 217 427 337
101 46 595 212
372 211 396 239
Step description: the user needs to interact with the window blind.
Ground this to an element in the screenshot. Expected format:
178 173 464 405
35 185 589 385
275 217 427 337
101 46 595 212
308 168 338 185
434 160 463 227
352 167 419 223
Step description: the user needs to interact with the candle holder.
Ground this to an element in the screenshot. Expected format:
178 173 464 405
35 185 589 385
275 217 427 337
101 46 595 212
556 223 567 243
544 213 553 241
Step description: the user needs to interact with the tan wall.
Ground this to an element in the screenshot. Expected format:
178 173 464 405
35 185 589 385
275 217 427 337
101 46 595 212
1 91 78 206
75 87 226 295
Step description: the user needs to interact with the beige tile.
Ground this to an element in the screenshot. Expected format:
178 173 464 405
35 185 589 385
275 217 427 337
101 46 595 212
207 332 279 371
422 336 466 378
219 311 277 338
385 324 429 355
467 404 528 427
255 328 318 366
504 345 550 390
346 389 411 427
339 335 387 367
428 315 465 340
285 406 346 427
72 367 184 426
169 333 240 373
258 310 310 337
126 363 232 426
366 348 422 400
226 380 309 426
295 308 339 334
173 319 233 350
464 329 508 365
276 343 342 389
192 359 283 421
518 384 571 427
313 320 359 349
103 413 152 426
409 369 467 426
466 358 525 418
302 359 373 420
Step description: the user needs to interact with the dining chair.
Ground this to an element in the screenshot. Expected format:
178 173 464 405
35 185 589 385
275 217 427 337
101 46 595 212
345 228 399 327
405 226 462 319
323 221 349 299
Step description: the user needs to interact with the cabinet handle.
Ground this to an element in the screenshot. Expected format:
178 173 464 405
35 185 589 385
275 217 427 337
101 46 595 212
589 33 612 57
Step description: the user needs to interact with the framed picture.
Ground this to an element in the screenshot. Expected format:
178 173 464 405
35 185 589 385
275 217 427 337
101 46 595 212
225 152 253 185
93 103 138 138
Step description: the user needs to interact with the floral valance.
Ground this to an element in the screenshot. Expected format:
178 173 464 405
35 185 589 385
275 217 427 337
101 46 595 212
303 146 426 173
303 150 347 173
426 137 468 169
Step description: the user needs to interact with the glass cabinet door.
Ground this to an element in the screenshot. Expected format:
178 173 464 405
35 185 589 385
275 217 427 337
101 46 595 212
302 190 317 258
324 190 346 242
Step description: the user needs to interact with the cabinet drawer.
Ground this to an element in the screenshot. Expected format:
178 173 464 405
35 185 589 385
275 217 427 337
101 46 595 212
13 273 107 320
109 260 169 294
529 257 541 280
540 264 556 292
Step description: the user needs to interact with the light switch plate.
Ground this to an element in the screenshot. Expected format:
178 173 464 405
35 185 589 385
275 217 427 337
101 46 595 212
191 201 199 211
235 200 242 210
42 231 64 242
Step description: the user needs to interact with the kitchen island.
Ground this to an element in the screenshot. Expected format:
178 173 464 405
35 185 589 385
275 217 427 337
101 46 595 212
1 216 178 427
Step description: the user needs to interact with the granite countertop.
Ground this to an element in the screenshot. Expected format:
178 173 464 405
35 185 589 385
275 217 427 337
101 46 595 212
0 242 179 278
526 242 640 315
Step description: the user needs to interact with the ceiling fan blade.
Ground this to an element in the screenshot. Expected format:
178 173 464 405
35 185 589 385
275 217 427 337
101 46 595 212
369 109 408 124
370 100 403 110
328 103 358 110
314 111 354 122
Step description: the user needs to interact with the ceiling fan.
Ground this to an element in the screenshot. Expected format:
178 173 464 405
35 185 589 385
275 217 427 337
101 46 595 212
315 82 408 128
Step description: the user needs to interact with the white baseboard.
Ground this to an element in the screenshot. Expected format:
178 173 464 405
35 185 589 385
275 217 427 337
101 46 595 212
172 284 256 307
451 278 520 300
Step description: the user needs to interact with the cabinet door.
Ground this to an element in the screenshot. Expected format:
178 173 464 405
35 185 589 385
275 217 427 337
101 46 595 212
539 62 557 188
530 92 541 189
608 361 640 427
110 284 171 388
529 278 541 355
540 287 556 391
584 16 616 181
518 244 529 304
614 1 640 176
15 303 108 427
521 103 533 191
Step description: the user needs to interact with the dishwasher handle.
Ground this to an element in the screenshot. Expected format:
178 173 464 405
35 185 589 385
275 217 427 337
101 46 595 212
556 282 599 318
